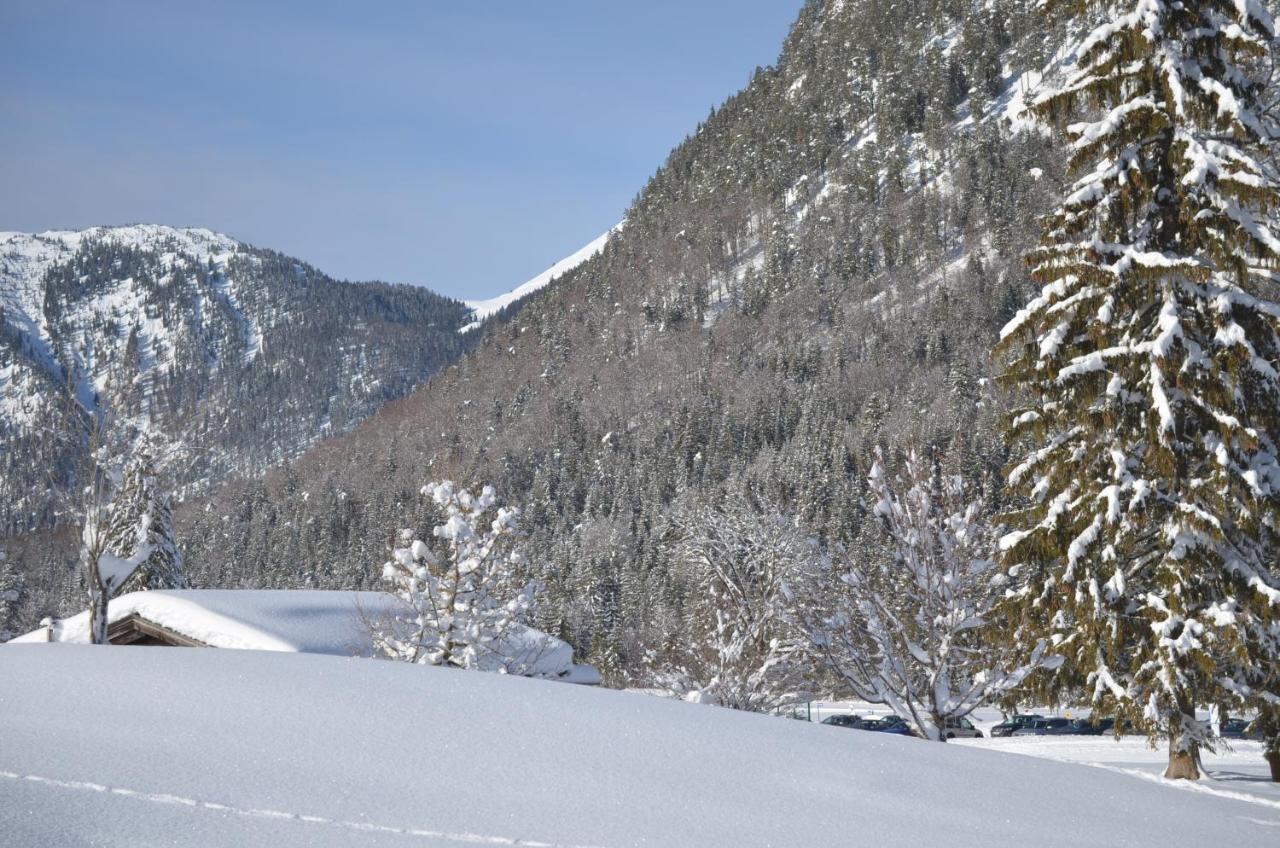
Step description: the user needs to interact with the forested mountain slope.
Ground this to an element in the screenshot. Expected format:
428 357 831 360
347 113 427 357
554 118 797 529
169 0 1077 677
9 0 1085 656
0 225 472 536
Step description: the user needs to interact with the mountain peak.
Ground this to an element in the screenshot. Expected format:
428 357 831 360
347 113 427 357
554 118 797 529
0 226 473 536
461 224 623 332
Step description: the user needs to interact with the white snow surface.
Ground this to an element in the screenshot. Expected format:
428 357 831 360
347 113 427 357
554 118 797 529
806 700 1279 806
9 589 594 682
1 647 1277 847
462 226 621 332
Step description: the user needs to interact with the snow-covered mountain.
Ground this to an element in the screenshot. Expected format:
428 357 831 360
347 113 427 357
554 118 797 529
460 225 621 332
1 226 246 428
0 225 472 534
171 0 1075 674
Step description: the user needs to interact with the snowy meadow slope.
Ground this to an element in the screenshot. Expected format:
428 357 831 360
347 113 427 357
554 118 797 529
1 646 1277 848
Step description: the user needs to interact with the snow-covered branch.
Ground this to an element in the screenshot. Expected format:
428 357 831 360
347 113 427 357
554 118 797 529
805 449 1054 740
650 496 818 712
374 482 550 675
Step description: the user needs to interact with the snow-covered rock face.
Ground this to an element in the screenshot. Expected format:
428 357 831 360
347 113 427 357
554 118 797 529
0 225 470 534
1 226 247 416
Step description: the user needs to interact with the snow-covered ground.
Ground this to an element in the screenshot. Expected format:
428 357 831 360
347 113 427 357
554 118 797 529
957 735 1280 810
1 647 1276 847
800 700 1280 809
461 227 620 332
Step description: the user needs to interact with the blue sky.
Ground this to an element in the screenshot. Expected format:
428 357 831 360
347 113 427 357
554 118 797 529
0 1 804 300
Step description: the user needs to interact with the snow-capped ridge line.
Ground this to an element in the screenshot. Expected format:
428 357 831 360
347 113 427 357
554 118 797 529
461 225 622 332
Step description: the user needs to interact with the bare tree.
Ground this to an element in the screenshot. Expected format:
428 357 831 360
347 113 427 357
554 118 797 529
60 396 164 644
651 494 817 712
805 449 1055 740
79 418 156 644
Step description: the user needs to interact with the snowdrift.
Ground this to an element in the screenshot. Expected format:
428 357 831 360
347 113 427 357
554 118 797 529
1 646 1276 847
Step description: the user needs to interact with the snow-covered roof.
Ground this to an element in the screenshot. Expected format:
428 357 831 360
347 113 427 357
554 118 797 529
10 589 598 683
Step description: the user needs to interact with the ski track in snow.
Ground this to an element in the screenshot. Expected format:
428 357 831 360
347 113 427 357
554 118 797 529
0 770 613 848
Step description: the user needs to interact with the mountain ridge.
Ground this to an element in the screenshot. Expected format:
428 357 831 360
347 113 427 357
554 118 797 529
163 0 1071 679
461 225 623 332
0 223 473 535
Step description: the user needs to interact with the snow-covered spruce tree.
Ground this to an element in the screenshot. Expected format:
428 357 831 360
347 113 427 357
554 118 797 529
82 484 154 645
374 482 545 674
807 449 1053 741
76 424 156 644
104 444 189 592
996 0 1280 779
654 497 816 712
0 550 23 643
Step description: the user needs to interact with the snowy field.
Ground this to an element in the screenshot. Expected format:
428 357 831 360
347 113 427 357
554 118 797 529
800 700 1280 808
956 736 1280 808
2 647 1278 847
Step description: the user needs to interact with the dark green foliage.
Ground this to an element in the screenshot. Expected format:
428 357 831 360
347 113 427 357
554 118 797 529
995 0 1280 771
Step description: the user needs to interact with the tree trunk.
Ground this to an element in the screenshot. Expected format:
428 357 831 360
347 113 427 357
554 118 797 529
928 711 946 742
88 563 109 645
1265 749 1280 783
1164 727 1201 780
88 585 109 644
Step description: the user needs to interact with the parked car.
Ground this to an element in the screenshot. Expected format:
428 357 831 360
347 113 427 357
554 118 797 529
939 716 983 739
821 714 865 729
1012 717 1072 736
991 714 1044 738
862 715 920 737
1091 717 1139 736
1221 718 1263 740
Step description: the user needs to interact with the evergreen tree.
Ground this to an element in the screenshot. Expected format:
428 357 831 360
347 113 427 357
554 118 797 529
104 443 189 592
996 0 1280 779
0 550 23 642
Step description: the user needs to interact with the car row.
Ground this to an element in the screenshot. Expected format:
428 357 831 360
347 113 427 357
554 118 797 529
989 714 1042 737
819 714 983 739
820 713 918 737
993 715 1140 737
822 711 1266 741
993 714 1265 739
1222 718 1266 741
